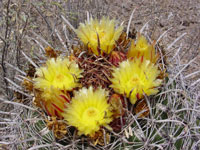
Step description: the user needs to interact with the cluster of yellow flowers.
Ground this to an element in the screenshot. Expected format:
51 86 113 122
32 17 163 138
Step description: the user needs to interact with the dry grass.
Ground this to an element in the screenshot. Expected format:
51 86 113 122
0 0 199 149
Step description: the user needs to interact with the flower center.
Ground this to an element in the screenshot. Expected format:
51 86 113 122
98 31 105 39
56 74 64 81
92 29 105 41
131 77 145 87
137 43 148 51
132 77 139 82
84 107 98 118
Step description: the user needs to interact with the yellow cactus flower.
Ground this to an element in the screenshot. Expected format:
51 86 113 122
33 57 82 118
110 58 162 104
34 57 83 99
76 17 123 55
62 86 112 137
127 35 158 63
